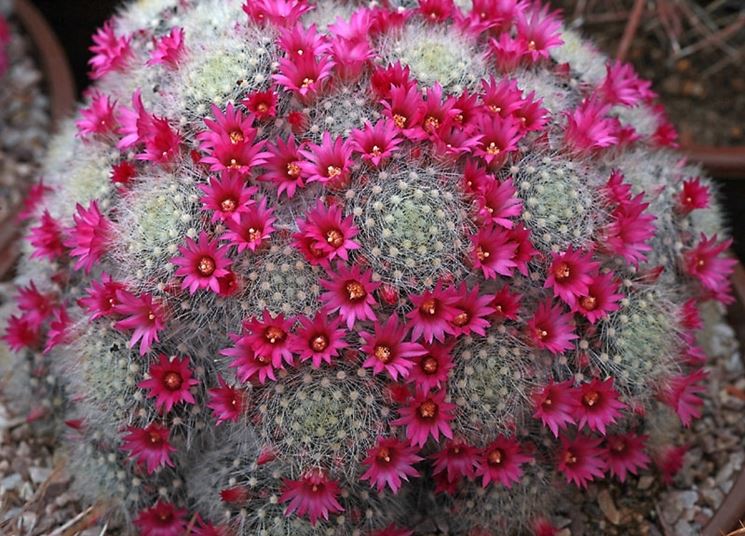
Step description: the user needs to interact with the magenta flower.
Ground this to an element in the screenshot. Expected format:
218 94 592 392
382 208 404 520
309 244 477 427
243 0 313 27
88 21 132 79
136 114 181 165
330 35 373 81
431 125 483 160
480 77 524 118
600 61 655 106
605 433 650 482
418 0 455 23
475 435 533 488
79 272 125 320
489 285 522 321
16 280 55 328
684 234 736 297
198 103 269 172
381 84 426 140
602 192 656 266
147 27 185 68
474 114 522 167
207 375 247 425
278 23 329 60
544 246 599 306
29 210 65 260
294 200 359 265
319 264 379 329
242 311 295 368
420 83 458 136
678 177 710 214
406 342 454 394
526 299 578 355
573 272 623 324
371 61 413 99
273 54 335 101
198 171 257 223
242 89 278 120
557 435 607 488
564 99 619 153
260 135 306 198
392 389 455 448
290 312 348 368
222 197 276 252
478 177 523 228
361 437 422 493
113 290 167 355
280 469 344 526
64 201 112 273
449 283 494 337
138 354 199 413
44 306 70 353
660 369 707 427
532 380 577 437
3 315 40 352
514 92 549 133
222 333 277 384
574 378 625 435
121 422 176 474
470 225 518 279
350 119 402 167
16 180 52 223
515 3 563 62
134 501 187 536
172 232 233 294
298 132 353 187
509 223 538 275
76 93 118 138
361 315 427 381
490 32 526 72
653 444 687 485
431 439 479 483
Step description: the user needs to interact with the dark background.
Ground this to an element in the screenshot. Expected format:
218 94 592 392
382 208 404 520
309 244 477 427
29 0 745 259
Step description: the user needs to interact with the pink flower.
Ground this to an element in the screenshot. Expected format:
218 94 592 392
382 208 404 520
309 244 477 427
76 93 118 137
490 33 526 72
515 4 563 62
381 84 426 140
361 437 422 493
449 283 494 337
242 311 295 368
16 281 55 328
17 180 52 223
678 177 710 214
294 201 359 265
475 436 533 488
406 282 459 343
79 273 125 320
490 286 522 321
134 501 187 536
371 62 413 99
653 444 687 485
29 210 65 260
172 231 233 294
557 435 607 488
532 380 577 437
299 132 353 187
280 469 344 526
544 246 599 306
3 315 40 351
474 114 522 167
480 77 524 118
392 389 455 448
44 306 70 353
600 61 655 106
290 312 348 368
330 36 373 81
660 369 707 427
421 83 459 136
574 378 625 435
431 439 479 483
361 315 427 380
509 223 538 275
419 0 455 22
121 422 176 474
243 0 313 27
64 201 112 273
138 354 199 413
147 27 185 68
350 119 402 167
477 177 523 228
602 192 656 266
260 135 306 198
451 89 482 129
319 264 379 329
222 197 276 252
113 290 167 355
222 333 277 384
242 89 278 120
278 23 329 59
514 92 549 133
207 375 247 424
406 342 454 394
198 171 257 223
526 299 578 355
273 54 335 101
111 161 137 185
136 114 181 164
470 225 518 279
605 433 650 482
573 272 623 324
684 234 736 296
198 104 269 172
564 99 619 153
88 21 132 79
431 126 483 160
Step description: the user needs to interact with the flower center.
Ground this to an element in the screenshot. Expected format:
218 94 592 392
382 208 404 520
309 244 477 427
256 354 270 364
374 344 392 363
257 103 269 113
554 262 571 282
286 161 301 178
420 298 438 317
563 450 577 466
421 356 439 375
326 228 344 247
579 295 597 311
229 130 244 144
487 448 504 466
301 77 314 89
371 145 382 156
326 165 342 179
149 431 163 445
535 327 549 340
264 326 286 345
311 334 329 352
345 280 366 302
376 446 392 464
452 311 469 327
611 440 626 453
486 142 501 155
528 40 537 51
542 396 553 408
424 116 440 131
582 391 600 407
220 197 237 212
247 227 262 242
476 246 490 261
418 400 438 420
393 114 407 128
163 371 183 391
488 105 502 114
198 256 216 276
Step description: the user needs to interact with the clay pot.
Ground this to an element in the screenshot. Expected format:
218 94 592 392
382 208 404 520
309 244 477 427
684 146 745 179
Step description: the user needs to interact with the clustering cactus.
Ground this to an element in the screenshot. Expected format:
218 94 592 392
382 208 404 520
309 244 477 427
3 0 737 534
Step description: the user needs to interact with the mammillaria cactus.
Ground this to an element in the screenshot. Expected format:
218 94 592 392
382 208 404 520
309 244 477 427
2 0 737 534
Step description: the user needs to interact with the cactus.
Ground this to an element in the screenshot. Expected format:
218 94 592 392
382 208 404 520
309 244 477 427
2 0 736 534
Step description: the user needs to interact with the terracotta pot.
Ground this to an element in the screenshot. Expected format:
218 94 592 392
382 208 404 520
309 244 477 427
0 0 75 280
684 145 745 179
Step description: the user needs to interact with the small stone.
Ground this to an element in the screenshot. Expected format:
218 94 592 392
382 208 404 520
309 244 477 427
638 475 655 490
598 489 622 525
700 487 724 508
28 466 52 484
673 519 695 536
1 473 22 490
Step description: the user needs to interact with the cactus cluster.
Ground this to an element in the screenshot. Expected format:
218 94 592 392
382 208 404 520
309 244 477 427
2 0 736 534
